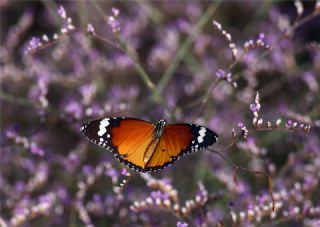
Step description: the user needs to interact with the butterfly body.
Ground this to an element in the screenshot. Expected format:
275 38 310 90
81 117 218 172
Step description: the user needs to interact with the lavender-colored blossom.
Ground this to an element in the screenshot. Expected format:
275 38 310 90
57 6 67 19
238 122 245 128
108 16 120 33
120 168 128 176
111 7 120 17
30 142 45 156
29 37 41 49
86 24 95 35
177 221 188 227
64 101 83 120
106 168 118 178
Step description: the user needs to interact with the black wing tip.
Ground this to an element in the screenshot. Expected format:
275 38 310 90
209 129 219 145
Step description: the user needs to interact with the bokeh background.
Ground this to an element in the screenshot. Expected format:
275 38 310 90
1 1 320 226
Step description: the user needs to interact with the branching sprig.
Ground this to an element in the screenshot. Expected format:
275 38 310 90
208 148 275 211
250 92 311 133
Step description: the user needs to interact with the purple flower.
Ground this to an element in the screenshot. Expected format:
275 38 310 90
108 7 121 33
30 142 44 156
287 120 293 126
15 181 25 192
82 165 94 175
111 7 120 17
120 168 128 176
215 69 233 83
177 221 188 227
57 5 66 19
87 24 95 35
259 32 265 39
238 122 245 128
250 103 259 113
106 168 118 178
108 16 120 33
150 190 169 200
29 37 41 49
93 194 102 202
64 101 83 119
216 69 226 79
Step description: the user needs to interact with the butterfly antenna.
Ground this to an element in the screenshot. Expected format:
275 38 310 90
207 148 275 211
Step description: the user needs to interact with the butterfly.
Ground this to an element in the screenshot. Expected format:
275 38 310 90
80 117 218 172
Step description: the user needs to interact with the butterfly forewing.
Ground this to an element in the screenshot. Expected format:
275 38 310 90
81 117 155 171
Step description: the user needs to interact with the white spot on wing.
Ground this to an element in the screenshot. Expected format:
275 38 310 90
98 118 110 136
197 127 206 144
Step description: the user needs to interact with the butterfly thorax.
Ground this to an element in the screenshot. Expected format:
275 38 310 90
143 119 167 164
154 119 167 138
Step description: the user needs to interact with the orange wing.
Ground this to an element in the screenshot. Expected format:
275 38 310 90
111 119 154 170
145 124 193 169
81 117 155 171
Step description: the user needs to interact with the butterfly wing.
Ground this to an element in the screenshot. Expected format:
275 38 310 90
81 117 155 171
145 124 218 171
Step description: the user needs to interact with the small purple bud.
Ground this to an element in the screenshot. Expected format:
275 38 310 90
57 5 66 19
30 143 44 156
238 122 244 128
106 168 118 177
259 33 265 39
82 165 93 175
120 168 128 176
87 24 95 35
111 7 120 17
29 37 41 49
108 16 120 33
93 194 102 202
177 221 188 227
216 69 225 78
250 103 257 112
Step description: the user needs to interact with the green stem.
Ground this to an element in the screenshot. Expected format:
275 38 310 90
156 1 221 95
0 90 33 107
41 0 60 26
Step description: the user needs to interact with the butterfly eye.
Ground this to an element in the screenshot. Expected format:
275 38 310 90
81 117 218 172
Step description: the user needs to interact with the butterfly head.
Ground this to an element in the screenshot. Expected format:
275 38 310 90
155 119 167 138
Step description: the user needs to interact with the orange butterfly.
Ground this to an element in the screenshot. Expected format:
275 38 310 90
81 117 218 172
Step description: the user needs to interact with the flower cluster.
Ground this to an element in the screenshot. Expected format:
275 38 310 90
243 33 270 50
6 130 45 156
250 92 311 133
107 7 121 34
216 69 237 88
24 6 75 55
213 20 238 59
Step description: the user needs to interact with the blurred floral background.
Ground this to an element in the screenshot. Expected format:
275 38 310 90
1 1 320 226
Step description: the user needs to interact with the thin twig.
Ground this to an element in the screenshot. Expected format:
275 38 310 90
208 148 275 211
